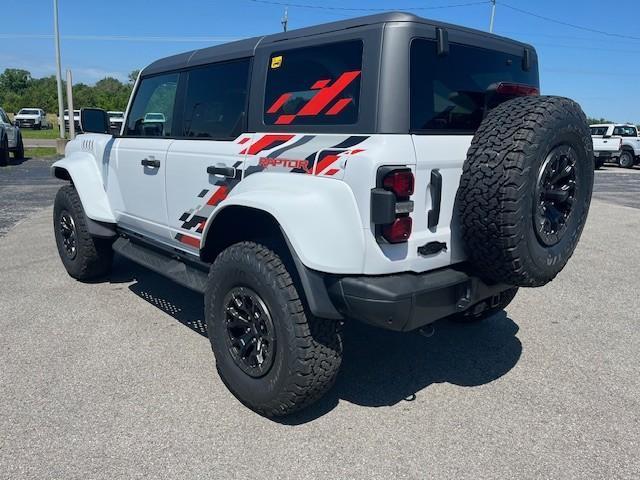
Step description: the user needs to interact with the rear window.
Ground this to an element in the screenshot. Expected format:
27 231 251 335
590 126 609 136
264 40 363 126
410 39 539 133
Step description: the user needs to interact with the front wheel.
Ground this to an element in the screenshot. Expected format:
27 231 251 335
619 150 635 169
53 185 113 280
205 241 343 417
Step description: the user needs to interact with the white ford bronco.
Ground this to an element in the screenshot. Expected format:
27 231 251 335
52 13 594 417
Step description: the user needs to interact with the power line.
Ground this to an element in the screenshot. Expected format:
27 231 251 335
0 33 242 43
247 0 490 12
501 2 640 41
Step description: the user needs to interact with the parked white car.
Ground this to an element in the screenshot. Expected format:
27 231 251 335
14 108 50 130
107 111 124 133
61 109 81 132
590 125 622 169
0 107 25 165
590 124 639 168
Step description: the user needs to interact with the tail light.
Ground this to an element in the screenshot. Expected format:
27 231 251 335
371 167 414 244
495 82 539 97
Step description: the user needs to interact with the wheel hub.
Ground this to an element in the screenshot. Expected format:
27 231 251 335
223 287 276 378
59 211 78 259
534 145 578 246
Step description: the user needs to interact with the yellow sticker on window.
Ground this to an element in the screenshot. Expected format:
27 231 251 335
271 56 283 69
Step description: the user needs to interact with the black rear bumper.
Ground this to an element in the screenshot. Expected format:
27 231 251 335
325 267 510 331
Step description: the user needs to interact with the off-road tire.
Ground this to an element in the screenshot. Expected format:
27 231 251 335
53 185 113 280
0 135 9 166
456 96 594 287
449 287 519 323
619 150 634 169
205 241 343 417
13 132 24 160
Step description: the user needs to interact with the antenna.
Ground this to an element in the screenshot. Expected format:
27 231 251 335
281 7 288 32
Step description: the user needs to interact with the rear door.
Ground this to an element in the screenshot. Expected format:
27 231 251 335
108 72 179 242
165 58 251 252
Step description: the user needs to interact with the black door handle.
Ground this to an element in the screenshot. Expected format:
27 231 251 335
207 165 236 178
141 158 160 168
428 169 442 229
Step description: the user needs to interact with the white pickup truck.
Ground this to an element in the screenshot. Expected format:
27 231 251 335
591 124 639 168
590 125 622 169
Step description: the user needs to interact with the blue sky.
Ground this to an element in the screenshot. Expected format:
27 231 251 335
2 0 639 122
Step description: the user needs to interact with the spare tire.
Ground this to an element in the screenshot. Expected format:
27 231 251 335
456 96 593 287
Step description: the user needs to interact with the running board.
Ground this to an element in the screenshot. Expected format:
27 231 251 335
112 237 208 294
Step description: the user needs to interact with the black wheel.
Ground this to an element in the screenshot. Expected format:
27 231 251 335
619 150 634 169
205 241 343 417
53 185 113 280
13 132 24 160
449 287 519 323
456 96 594 287
594 157 604 170
34 123 41 130
0 135 9 166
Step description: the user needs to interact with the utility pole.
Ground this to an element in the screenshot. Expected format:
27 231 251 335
53 0 65 141
66 70 75 140
281 7 288 32
489 0 496 33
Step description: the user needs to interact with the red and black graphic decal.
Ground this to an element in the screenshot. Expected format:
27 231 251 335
240 134 295 155
266 71 361 125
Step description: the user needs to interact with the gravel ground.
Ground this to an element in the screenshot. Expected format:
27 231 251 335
1 161 639 479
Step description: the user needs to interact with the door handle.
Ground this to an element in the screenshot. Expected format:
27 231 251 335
141 158 160 168
207 165 236 178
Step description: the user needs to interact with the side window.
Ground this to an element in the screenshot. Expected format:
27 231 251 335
590 127 608 136
264 40 363 126
182 59 250 139
125 73 179 137
613 126 637 137
0 110 9 124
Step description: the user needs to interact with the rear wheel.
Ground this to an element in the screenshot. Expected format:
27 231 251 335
456 96 594 287
13 132 24 160
53 185 113 280
619 150 634 169
0 136 9 166
205 241 343 417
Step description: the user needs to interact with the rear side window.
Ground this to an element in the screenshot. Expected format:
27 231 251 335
264 40 363 126
126 73 179 137
590 126 609 136
410 39 539 133
182 59 250 139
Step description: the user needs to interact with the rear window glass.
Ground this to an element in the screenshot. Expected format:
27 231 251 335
410 39 539 133
264 40 362 126
590 126 609 136
613 126 637 137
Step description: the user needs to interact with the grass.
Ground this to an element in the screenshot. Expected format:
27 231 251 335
20 128 65 140
24 147 58 158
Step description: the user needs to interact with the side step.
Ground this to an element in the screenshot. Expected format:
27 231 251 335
112 237 208 294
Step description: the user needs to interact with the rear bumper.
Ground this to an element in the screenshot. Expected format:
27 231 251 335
326 267 510 331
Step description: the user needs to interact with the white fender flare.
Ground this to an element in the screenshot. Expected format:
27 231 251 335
202 172 366 274
52 152 115 223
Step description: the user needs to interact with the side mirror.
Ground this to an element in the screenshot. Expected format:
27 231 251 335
80 108 111 134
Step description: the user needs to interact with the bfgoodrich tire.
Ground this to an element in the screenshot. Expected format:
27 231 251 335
205 241 343 417
456 96 594 287
53 185 113 280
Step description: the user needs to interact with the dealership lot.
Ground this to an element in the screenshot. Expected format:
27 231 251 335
1 160 639 479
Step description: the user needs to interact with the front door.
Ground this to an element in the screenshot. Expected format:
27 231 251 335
164 58 251 252
108 72 180 244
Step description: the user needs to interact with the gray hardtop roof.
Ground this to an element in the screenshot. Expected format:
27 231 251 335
142 11 534 76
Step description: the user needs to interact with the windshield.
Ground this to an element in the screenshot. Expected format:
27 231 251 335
19 109 40 115
410 40 539 133
108 112 124 118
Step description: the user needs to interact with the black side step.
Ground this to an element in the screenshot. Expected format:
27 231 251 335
112 237 208 294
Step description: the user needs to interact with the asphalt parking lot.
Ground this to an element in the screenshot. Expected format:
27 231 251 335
1 159 639 479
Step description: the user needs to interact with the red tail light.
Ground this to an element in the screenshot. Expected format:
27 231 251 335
495 82 539 97
383 217 412 244
383 170 414 197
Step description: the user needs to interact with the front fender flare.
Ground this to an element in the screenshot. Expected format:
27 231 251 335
52 152 115 223
202 173 366 274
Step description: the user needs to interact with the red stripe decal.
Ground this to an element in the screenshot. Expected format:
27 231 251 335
310 79 330 90
275 115 296 125
237 137 250 145
267 93 292 114
298 71 361 116
350 148 364 155
206 186 229 206
325 98 352 116
242 134 295 155
324 168 340 176
315 154 340 175
179 235 200 248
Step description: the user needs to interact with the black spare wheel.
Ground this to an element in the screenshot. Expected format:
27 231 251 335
456 96 594 287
